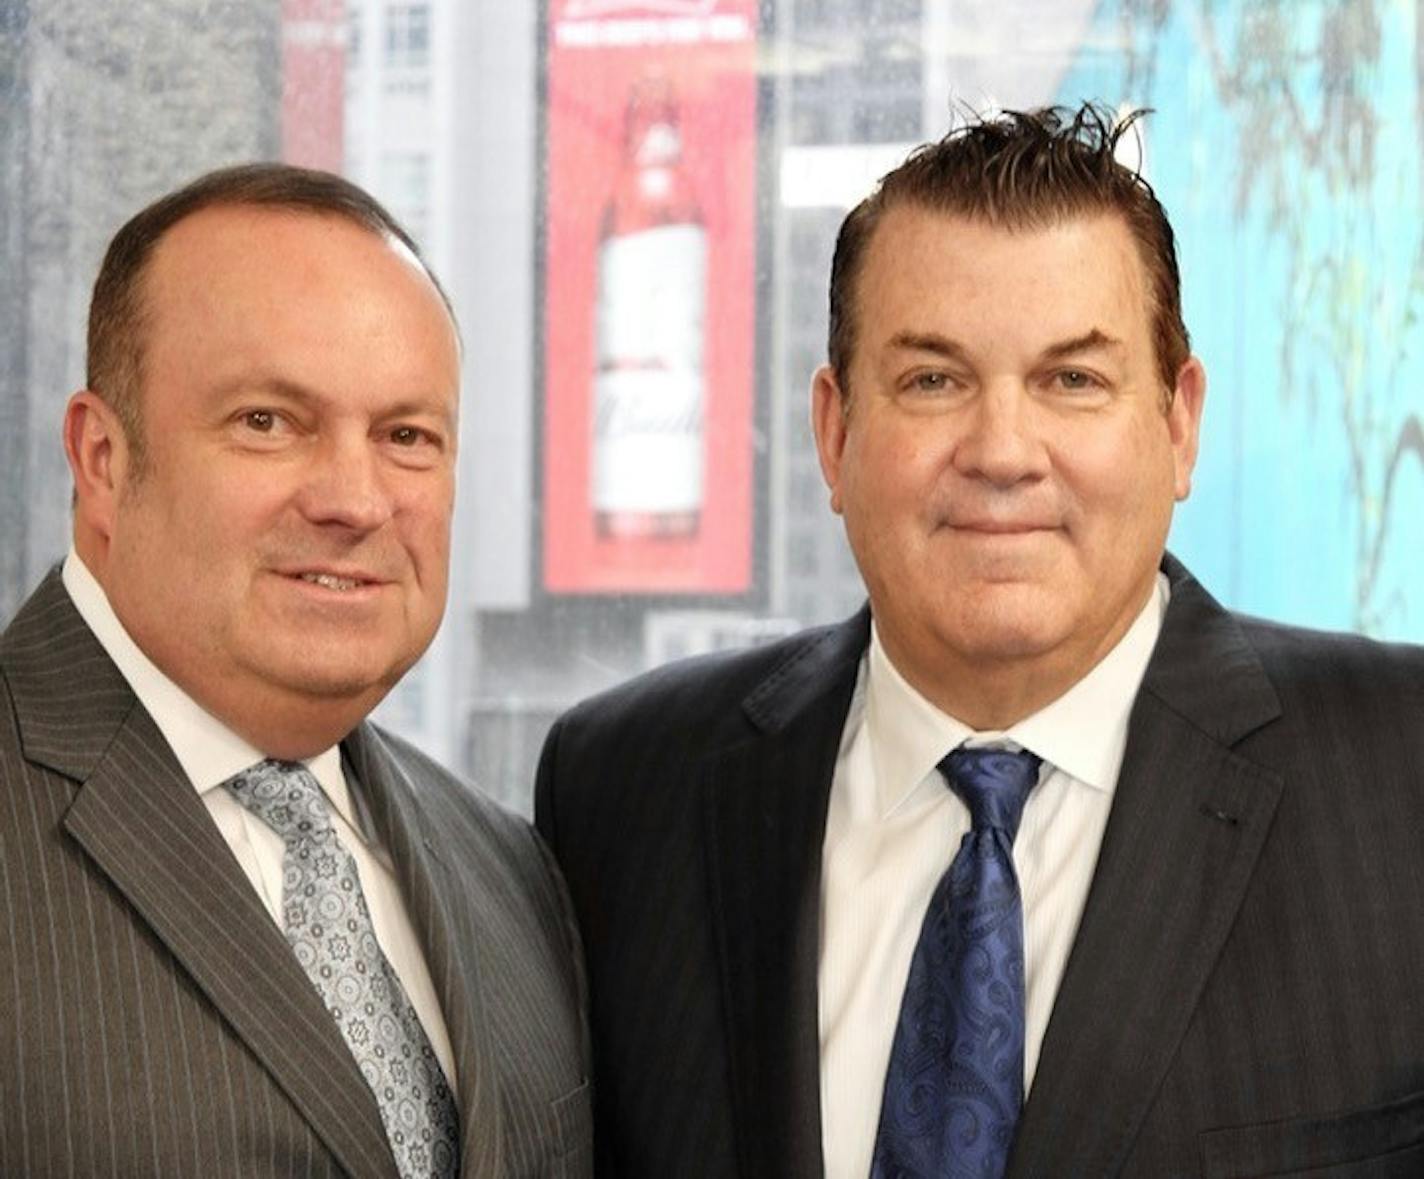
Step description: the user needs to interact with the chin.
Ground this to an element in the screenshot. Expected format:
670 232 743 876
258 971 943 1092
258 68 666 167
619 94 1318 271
253 646 406 702
297 665 403 701
946 598 1069 663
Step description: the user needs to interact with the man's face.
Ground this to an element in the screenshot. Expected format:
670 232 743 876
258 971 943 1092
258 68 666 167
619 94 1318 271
93 205 460 752
813 207 1203 721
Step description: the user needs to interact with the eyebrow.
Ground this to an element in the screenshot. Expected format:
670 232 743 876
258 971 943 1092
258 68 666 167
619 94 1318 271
886 331 973 362
1039 329 1126 362
213 374 456 427
886 328 1125 364
211 374 324 408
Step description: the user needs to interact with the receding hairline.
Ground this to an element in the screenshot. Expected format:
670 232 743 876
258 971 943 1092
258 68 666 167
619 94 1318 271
140 200 453 315
144 195 449 310
85 163 459 451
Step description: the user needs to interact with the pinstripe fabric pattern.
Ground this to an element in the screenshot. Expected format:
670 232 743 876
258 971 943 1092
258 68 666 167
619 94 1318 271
1 572 592 1177
537 555 1424 1177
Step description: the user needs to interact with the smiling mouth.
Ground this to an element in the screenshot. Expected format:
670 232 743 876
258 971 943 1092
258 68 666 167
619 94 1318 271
296 572 369 591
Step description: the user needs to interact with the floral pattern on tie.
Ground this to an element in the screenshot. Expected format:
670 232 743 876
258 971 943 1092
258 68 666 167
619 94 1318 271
226 759 459 1179
872 746 1042 1179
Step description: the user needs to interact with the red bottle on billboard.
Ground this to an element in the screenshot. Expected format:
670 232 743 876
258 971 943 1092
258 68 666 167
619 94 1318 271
591 74 707 540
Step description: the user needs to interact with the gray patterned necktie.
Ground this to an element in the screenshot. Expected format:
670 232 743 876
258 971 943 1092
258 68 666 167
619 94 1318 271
225 759 459 1179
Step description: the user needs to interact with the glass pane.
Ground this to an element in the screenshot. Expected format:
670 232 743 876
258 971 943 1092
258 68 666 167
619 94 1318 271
3 0 1422 816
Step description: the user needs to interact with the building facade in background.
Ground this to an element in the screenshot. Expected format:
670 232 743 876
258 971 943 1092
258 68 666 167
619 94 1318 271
4 0 1423 813
0 0 281 625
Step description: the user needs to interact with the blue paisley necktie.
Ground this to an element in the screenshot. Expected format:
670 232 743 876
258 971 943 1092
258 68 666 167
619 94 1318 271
871 746 1043 1179
225 759 459 1179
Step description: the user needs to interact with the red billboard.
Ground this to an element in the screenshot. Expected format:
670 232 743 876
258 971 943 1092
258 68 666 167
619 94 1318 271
542 0 759 594
280 0 346 172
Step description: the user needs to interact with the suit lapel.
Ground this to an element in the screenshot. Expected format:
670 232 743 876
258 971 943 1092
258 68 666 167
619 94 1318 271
703 611 869 1179
345 725 504 1179
1009 561 1285 1176
5 574 397 1179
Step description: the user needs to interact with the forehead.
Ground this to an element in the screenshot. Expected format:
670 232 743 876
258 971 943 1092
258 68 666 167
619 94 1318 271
137 204 459 393
853 206 1153 348
144 203 442 312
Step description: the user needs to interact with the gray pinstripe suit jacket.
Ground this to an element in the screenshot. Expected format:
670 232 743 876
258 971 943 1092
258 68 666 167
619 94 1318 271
537 555 1424 1177
0 571 592 1178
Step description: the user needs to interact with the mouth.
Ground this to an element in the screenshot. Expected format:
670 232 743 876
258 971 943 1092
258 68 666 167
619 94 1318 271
949 521 1057 535
297 572 368 591
276 567 386 593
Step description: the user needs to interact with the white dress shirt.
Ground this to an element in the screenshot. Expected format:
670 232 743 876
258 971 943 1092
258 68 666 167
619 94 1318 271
62 550 457 1091
818 575 1169 1177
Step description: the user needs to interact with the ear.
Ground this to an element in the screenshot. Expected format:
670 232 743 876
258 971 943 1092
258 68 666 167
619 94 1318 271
811 365 850 515
63 390 131 546
1167 356 1206 501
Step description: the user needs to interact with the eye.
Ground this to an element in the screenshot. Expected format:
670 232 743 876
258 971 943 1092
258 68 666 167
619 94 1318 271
904 370 956 395
242 409 278 432
1054 369 1101 391
388 424 445 450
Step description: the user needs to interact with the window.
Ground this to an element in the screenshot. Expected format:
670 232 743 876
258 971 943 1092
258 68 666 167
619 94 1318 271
384 2 431 88
5 1 1424 815
380 150 431 248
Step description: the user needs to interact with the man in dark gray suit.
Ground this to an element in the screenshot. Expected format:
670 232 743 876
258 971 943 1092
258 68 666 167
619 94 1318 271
0 165 590 1177
536 105 1424 1176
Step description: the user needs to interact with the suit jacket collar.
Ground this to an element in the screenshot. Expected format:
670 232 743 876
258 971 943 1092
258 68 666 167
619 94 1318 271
739 607 870 735
1008 554 1285 1174
3 571 401 1179
343 725 505 1177
703 608 868 1178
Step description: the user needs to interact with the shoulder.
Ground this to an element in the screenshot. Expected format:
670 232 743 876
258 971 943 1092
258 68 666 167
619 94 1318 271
356 722 562 905
1229 614 1424 759
535 611 867 839
559 612 866 739
1237 613 1424 697
362 722 530 839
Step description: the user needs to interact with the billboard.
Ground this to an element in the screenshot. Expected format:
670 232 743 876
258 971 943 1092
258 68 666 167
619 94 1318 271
541 0 758 594
280 0 346 172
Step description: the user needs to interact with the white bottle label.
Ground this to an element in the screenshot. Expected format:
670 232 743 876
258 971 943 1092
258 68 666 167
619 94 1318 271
592 223 707 515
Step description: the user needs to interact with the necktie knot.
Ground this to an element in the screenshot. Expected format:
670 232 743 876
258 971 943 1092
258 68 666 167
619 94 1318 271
940 746 1042 841
224 759 335 844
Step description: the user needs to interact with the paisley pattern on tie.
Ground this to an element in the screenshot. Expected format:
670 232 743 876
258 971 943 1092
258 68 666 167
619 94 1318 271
226 759 459 1179
872 746 1042 1179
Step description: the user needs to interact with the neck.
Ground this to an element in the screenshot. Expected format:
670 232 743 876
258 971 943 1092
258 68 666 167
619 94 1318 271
878 612 1149 733
905 659 1066 731
176 678 379 762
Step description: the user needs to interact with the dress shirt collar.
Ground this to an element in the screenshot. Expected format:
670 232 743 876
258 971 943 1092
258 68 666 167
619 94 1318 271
61 549 356 824
867 572 1169 817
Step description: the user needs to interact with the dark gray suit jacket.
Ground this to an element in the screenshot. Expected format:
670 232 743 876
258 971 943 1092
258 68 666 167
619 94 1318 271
536 556 1424 1177
0 571 592 1177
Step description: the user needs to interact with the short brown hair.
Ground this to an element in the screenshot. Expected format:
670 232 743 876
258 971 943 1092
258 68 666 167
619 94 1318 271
86 162 453 463
827 103 1190 399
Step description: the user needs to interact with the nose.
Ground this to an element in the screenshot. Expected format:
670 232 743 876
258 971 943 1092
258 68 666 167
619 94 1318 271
297 433 394 533
950 381 1048 487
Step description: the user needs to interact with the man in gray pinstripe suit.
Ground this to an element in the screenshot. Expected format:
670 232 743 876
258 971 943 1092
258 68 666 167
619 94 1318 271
0 165 591 1176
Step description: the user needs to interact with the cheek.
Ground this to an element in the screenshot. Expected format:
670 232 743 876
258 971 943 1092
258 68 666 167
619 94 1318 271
397 490 455 576
844 426 938 510
150 451 281 537
1056 430 1179 560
